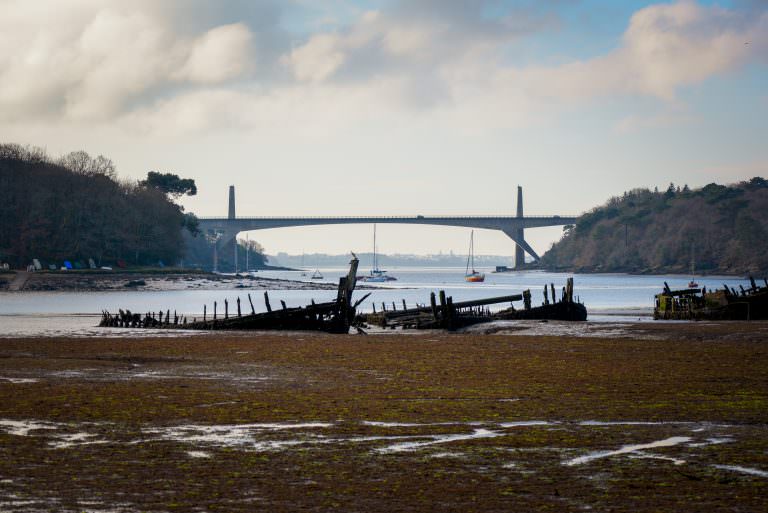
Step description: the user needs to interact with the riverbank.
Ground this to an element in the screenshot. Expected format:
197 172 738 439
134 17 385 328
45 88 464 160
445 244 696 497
0 323 765 511
0 269 336 292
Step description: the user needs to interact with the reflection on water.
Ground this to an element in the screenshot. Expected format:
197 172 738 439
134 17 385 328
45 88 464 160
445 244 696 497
0 268 751 337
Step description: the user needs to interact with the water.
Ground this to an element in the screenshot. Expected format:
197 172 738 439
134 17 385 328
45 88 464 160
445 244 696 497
0 267 752 336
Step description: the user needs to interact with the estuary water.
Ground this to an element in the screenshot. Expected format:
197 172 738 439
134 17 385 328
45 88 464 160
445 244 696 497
0 267 754 337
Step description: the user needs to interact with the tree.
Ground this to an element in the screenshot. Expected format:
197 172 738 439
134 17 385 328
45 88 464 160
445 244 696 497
141 171 197 199
1 145 191 268
742 177 768 190
58 151 116 178
182 213 201 237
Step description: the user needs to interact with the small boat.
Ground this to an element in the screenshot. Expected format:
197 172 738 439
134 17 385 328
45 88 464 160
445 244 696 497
310 269 324 280
688 244 698 288
359 224 397 282
464 231 485 283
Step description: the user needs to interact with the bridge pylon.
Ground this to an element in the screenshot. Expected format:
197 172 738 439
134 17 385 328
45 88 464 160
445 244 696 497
514 186 534 269
228 185 236 220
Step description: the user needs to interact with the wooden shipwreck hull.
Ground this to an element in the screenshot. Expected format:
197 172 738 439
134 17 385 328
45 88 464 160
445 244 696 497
360 277 586 331
100 256 368 334
654 277 768 321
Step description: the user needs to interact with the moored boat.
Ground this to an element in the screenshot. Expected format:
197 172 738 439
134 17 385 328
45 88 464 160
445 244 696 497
464 230 485 283
359 224 397 282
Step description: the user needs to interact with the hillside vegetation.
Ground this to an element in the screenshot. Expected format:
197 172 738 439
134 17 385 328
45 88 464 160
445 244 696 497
0 144 199 269
542 179 768 275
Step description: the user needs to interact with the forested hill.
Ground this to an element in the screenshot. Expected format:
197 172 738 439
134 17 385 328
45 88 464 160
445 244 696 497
541 178 768 276
0 144 199 269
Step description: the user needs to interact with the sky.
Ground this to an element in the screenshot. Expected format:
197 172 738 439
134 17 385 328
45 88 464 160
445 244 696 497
2 0 767 258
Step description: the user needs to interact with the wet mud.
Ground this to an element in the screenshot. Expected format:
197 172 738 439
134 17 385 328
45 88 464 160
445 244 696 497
0 323 766 511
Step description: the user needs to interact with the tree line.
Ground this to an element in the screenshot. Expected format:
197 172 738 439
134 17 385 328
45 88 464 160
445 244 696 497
0 143 207 269
541 178 768 275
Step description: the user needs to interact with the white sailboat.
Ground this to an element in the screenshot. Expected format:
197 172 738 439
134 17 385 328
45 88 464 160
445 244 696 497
359 224 396 282
464 230 485 283
688 243 698 288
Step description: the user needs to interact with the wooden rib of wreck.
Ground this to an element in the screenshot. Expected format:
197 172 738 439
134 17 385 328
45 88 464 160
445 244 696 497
360 277 586 331
654 277 768 320
99 256 367 334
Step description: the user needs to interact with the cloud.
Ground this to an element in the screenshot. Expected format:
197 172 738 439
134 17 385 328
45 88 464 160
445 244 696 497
0 0 256 122
175 23 254 84
510 0 767 102
614 109 699 134
283 2 550 83
0 0 765 133
285 33 347 82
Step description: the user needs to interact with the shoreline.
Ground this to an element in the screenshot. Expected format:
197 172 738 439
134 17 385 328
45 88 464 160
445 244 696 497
0 269 339 292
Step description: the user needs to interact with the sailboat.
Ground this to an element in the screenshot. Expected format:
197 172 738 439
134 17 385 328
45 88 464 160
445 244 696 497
465 230 485 283
359 224 397 282
688 243 698 289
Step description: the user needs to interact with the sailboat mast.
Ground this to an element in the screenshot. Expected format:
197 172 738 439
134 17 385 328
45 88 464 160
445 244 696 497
690 242 695 278
466 231 473 275
373 224 377 272
471 231 475 272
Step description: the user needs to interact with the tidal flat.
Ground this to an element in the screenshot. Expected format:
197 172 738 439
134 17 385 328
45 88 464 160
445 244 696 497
0 323 766 512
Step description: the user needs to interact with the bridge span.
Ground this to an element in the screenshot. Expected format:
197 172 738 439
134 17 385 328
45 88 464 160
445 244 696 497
197 186 578 269
197 214 576 263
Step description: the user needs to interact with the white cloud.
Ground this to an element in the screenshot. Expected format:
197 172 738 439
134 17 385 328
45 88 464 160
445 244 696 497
285 33 346 82
510 0 767 102
0 1 255 122
176 23 255 84
272 0 768 137
0 0 765 134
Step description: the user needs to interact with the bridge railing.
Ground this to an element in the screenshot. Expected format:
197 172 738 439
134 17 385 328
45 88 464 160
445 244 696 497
198 215 577 221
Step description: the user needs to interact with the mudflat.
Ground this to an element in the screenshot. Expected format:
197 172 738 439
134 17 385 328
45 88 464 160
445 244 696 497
0 322 766 512
0 270 335 292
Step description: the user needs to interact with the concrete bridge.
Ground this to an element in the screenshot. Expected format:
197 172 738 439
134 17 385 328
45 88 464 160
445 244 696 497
198 186 578 269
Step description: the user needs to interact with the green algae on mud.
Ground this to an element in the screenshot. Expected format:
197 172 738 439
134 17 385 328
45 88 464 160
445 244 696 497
0 322 766 512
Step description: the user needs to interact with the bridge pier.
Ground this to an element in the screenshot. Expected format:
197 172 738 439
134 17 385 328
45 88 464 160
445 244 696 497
502 229 541 263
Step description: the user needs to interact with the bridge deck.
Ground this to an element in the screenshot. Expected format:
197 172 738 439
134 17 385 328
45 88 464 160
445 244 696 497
197 215 578 263
199 215 576 221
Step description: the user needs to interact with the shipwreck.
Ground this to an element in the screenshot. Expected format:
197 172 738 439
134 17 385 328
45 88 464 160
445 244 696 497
654 278 768 321
359 278 587 330
100 256 369 334
100 256 586 333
